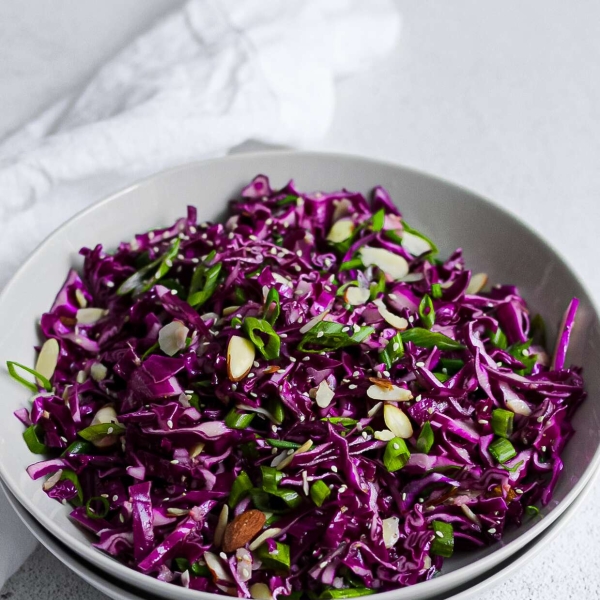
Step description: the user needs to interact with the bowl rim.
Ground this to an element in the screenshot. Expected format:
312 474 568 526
1 150 599 599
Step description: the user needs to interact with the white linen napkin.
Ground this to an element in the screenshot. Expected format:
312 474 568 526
0 0 400 586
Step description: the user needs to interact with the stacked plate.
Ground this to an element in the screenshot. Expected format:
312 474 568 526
1 153 599 600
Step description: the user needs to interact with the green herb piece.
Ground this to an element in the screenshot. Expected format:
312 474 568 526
141 342 159 360
23 425 49 454
231 317 243 328
491 408 514 438
498 459 524 473
243 317 281 360
117 238 180 295
431 283 443 299
260 466 284 493
369 271 386 300
190 562 211 577
433 372 450 382
371 208 386 232
264 288 281 325
488 327 508 350
188 262 222 308
234 286 247 304
440 358 464 373
174 558 190 573
416 422 434 454
310 480 331 507
525 505 540 517
507 340 536 375
7 361 52 393
228 471 253 508
401 328 464 351
489 437 517 464
266 439 301 450
225 409 255 430
320 589 375 599
380 333 404 369
62 440 95 456
267 397 285 425
298 321 374 353
430 520 454 557
256 542 291 570
276 194 299 207
339 258 363 272
85 496 110 519
419 294 435 329
321 417 358 427
60 469 83 507
383 437 411 472
78 422 125 444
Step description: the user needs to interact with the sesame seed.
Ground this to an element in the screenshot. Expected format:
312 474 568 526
231 384 237 391
112 495 118 502
402 493 407 501
515 488 523 494
408 315 414 323
393 343 400 352
167 420 174 429
107 427 114 434
277 369 286 374
324 259 332 268
253 361 260 368
189 226 197 234
488 528 497 534
331 466 338 473
170 289 178 295
294 265 302 272
191 257 199 263
201 233 207 240
496 361 503 367
418 497 424 503
100 494 109 498
478 420 488 425
290 357 297 363
303 356 310 361
348 384 357 390
353 324 361 333
341 326 350 333
220 552 228 560
171 460 179 465
250 392 258 398
416 361 425 368
317 331 324 338
296 250 303 257
248 373 255 378
482 406 488 412
320 561 328 569
537 416 544 422
362 431 368 439
280 333 288 338
148 231 155 240
541 446 547 452
435 531 444 538
415 395 422 402
265 218 273 226
383 370 390 377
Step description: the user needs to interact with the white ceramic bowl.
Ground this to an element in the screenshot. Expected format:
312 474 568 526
0 152 599 600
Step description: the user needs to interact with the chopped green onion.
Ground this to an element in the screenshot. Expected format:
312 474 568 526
60 469 83 507
419 294 435 329
234 286 247 304
431 283 443 299
23 425 49 454
78 422 125 443
188 262 222 308
7 361 52 393
225 409 255 430
231 317 243 328
380 333 404 369
489 437 517 464
430 520 454 557
320 589 375 599
400 328 464 351
174 557 190 573
491 408 514 438
310 480 331 507
416 422 434 454
507 340 536 375
525 505 540 517
158 278 186 297
433 372 450 382
383 437 410 472
243 317 281 360
141 342 159 360
339 258 363 272
62 440 95 456
267 397 285 425
371 208 386 232
228 471 253 508
190 562 211 577
369 271 386 300
498 459 524 473
264 288 281 325
261 466 284 493
85 496 110 519
266 439 301 450
488 327 508 350
298 321 374 353
276 194 299 207
117 238 180 295
321 417 358 427
256 542 291 570
440 358 464 373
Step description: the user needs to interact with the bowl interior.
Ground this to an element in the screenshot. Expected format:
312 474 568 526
0 152 598 600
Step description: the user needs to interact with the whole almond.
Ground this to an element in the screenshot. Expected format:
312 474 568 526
222 509 266 553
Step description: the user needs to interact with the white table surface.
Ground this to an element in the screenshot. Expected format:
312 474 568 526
1 0 600 598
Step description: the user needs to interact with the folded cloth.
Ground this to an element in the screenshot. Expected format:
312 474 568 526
0 0 400 587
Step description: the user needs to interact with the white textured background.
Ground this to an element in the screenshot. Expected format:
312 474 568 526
1 0 599 598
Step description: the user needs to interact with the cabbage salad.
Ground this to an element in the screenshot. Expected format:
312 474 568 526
10 175 584 597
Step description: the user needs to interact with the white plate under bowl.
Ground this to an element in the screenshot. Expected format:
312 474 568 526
2 473 595 600
0 152 599 600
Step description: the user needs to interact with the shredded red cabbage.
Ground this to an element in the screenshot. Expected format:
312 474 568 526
12 175 585 598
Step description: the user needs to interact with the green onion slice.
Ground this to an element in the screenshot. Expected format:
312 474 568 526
78 422 125 443
298 321 374 353
255 542 291 570
489 437 517 464
23 425 49 454
310 480 331 507
430 520 454 557
380 333 404 369
416 422 434 454
400 328 464 351
7 361 52 393
491 408 514 438
383 437 411 472
243 317 281 360
228 471 253 508
225 409 255 430
85 496 110 519
418 294 435 330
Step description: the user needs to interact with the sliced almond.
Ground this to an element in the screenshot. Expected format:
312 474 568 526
466 273 488 295
401 231 431 256
75 288 88 308
367 402 383 418
383 404 413 439
359 247 409 280
214 504 229 548
315 380 335 408
368 377 394 390
461 504 482 526
382 516 400 548
90 362 108 382
227 336 256 382
250 583 273 600
236 548 253 582
222 305 241 317
374 429 395 441
222 509 266 553
248 527 282 551
76 307 108 325
326 218 355 243
332 199 353 222
367 384 412 402
158 320 189 357
374 299 408 330
300 309 329 334
190 442 205 458
344 287 370 306
272 273 292 288
91 405 118 426
42 469 63 492
166 508 190 517
276 439 313 471
204 552 233 583
35 338 59 385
